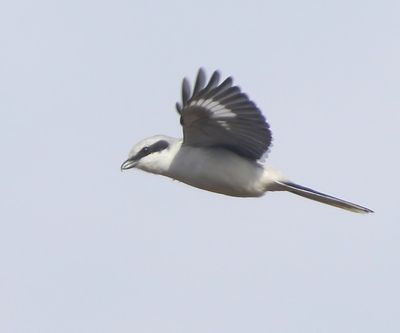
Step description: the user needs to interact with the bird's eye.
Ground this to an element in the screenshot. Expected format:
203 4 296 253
142 147 149 154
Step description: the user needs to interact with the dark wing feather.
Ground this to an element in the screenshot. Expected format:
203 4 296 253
177 68 272 160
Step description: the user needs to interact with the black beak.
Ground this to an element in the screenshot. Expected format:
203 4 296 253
121 157 137 171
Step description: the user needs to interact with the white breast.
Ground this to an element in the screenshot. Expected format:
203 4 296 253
165 145 267 197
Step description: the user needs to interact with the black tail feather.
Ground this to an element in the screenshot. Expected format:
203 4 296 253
275 180 373 214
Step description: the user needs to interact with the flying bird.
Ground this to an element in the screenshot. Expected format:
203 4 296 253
121 69 372 213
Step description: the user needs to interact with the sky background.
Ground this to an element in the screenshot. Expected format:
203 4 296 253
1 0 399 332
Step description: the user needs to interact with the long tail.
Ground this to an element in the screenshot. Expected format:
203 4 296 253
274 180 373 214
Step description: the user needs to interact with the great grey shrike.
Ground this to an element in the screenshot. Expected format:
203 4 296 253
121 68 372 213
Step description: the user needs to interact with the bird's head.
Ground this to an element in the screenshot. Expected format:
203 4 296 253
121 135 178 175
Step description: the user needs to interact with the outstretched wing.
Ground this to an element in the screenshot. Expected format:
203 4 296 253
175 68 272 160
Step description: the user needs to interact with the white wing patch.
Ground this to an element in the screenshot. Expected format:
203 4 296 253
189 98 236 118
179 69 272 160
216 120 231 129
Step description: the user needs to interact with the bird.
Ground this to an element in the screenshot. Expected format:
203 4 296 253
121 68 373 213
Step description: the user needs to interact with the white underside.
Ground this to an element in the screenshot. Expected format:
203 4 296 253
164 144 282 197
130 137 371 212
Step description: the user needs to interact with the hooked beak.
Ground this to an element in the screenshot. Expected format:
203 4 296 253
121 157 137 171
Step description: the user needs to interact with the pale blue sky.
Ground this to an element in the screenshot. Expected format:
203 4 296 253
1 0 399 332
